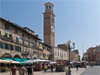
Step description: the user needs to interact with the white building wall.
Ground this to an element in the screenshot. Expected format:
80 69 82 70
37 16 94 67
53 47 68 61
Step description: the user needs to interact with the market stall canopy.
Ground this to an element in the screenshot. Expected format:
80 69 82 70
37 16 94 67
33 59 49 63
22 60 33 63
2 58 13 60
50 61 56 64
6 59 20 64
0 59 10 63
21 58 28 62
13 58 23 62
22 59 50 63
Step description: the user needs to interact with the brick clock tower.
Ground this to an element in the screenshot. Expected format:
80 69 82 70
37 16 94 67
43 2 55 47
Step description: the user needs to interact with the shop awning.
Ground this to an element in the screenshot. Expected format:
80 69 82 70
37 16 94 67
2 58 13 60
21 58 28 62
13 58 23 62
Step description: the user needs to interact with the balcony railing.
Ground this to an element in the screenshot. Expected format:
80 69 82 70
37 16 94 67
1 34 13 42
21 51 29 55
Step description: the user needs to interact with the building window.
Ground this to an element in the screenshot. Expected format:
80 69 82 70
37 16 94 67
25 48 27 53
22 40 24 45
21 47 23 52
16 37 19 43
43 54 46 57
15 46 18 51
19 47 21 52
5 25 10 30
9 34 13 40
15 46 21 52
4 33 8 38
15 29 18 34
28 42 30 47
10 44 14 50
0 42 3 48
5 43 9 50
49 6 51 10
58 52 59 56
43 46 45 50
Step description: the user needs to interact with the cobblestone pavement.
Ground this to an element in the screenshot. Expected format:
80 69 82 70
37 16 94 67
0 67 89 75
80 66 100 75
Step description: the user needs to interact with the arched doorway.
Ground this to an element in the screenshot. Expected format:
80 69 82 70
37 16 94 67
2 53 12 58
14 55 21 58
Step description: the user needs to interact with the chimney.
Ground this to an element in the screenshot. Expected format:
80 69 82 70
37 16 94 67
35 35 38 38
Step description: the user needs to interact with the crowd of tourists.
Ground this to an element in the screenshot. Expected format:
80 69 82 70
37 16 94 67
10 65 34 75
9 61 69 75
0 60 88 75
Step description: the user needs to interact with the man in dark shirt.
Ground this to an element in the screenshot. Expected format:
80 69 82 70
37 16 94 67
27 65 34 75
10 65 17 75
51 65 54 72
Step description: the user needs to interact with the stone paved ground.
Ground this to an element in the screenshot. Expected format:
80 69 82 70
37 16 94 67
80 66 100 75
0 67 89 75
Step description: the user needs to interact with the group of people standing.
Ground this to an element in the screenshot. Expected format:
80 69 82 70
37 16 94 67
10 61 70 75
10 65 34 75
43 64 54 72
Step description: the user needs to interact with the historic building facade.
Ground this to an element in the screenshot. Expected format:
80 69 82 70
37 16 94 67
83 45 100 65
53 47 68 61
71 50 80 61
0 17 51 59
58 44 80 61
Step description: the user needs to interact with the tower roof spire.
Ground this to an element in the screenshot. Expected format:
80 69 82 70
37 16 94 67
44 2 54 7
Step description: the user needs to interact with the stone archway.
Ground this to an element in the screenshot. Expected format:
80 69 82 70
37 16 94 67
2 53 12 58
14 55 21 58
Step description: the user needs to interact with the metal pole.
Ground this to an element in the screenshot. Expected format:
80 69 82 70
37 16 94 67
66 45 71 75
69 45 71 75
66 41 75 75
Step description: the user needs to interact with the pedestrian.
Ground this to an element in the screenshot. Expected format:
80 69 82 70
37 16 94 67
63 64 67 72
44 64 47 72
10 65 17 75
84 63 87 69
50 64 54 72
27 65 34 75
19 65 27 75
39 63 42 70
76 64 79 71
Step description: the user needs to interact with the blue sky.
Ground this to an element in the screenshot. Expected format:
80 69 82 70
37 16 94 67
0 0 100 58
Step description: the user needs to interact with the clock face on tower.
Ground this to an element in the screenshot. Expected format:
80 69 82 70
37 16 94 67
51 26 55 32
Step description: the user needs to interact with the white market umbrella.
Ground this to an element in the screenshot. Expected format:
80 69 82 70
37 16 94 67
33 59 49 63
33 59 44 63
22 60 33 63
50 61 56 64
22 59 50 63
7 60 20 64
0 59 10 63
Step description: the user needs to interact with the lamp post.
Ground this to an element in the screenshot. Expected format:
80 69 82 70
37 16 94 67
66 40 75 75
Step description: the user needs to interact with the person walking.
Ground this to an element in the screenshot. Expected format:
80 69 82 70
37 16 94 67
44 64 47 72
50 64 54 72
63 64 67 72
19 65 27 75
10 65 17 75
27 65 34 75
76 64 79 71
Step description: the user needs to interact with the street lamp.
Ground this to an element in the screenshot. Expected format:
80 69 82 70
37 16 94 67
65 40 75 75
